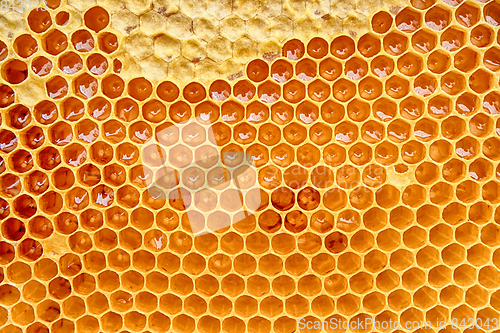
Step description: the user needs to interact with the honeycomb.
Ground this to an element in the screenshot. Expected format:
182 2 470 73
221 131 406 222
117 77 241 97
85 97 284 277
1 0 500 332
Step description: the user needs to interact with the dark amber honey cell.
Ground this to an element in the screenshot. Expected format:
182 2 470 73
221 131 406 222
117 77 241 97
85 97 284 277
128 77 153 101
282 39 305 60
91 141 114 165
46 76 68 99
441 27 465 52
88 97 111 120
307 37 329 59
271 59 293 83
113 59 122 73
8 105 31 129
129 121 153 144
84 6 110 33
471 24 493 47
62 97 85 121
331 36 355 59
396 7 421 32
98 32 119 54
233 79 256 102
2 218 25 241
412 29 437 54
372 11 393 33
71 30 95 52
102 74 125 99
31 56 52 77
385 75 409 99
358 33 381 58
295 59 316 81
170 101 192 123
157 81 179 102
246 101 268 123
384 32 408 56
28 9 52 34
209 80 231 101
0 130 17 153
77 164 101 187
308 79 330 102
55 11 70 26
2 60 28 84
310 122 332 145
52 167 75 190
283 80 305 103
76 119 99 143
87 54 109 75
321 100 344 124
9 150 33 173
247 59 269 82
319 57 341 81
455 47 478 73
0 84 15 108
183 82 206 103
141 99 166 123
0 40 7 61
58 51 83 75
426 6 451 31
115 98 139 122
74 73 98 99
333 78 356 102
13 35 38 59
23 126 44 150
43 29 68 56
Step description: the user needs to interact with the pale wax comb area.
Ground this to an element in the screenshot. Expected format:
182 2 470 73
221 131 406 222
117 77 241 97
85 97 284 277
1 0 500 332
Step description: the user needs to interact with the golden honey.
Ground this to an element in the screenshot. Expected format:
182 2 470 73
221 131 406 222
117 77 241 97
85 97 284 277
0 0 499 332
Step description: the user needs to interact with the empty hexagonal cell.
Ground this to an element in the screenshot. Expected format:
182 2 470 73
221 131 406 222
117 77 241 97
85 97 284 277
469 69 492 94
426 52 451 81
454 47 478 73
442 202 467 225
385 75 409 99
441 71 465 95
456 136 480 160
471 24 494 47
411 29 436 54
